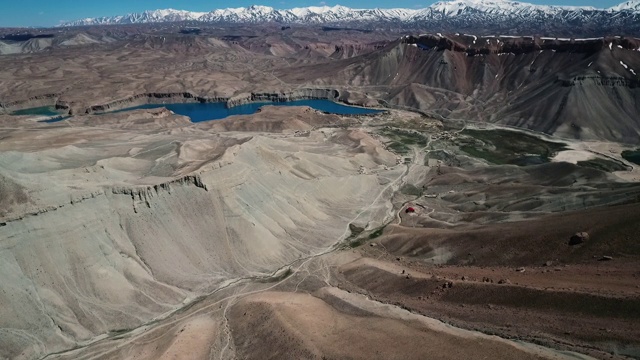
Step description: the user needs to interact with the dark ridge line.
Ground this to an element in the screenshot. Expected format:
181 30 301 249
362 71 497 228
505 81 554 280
402 35 640 57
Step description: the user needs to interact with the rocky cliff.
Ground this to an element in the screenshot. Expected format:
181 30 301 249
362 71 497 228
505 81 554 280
85 92 226 114
226 89 340 107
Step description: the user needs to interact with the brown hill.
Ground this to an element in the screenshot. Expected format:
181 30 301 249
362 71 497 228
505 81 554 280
279 35 640 142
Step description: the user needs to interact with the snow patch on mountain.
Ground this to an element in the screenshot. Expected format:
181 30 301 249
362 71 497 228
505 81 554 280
609 0 640 12
429 0 596 16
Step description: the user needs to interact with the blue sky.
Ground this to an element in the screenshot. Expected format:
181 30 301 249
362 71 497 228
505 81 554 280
0 0 626 27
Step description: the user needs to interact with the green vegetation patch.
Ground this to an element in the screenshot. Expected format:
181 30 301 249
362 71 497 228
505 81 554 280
388 142 411 154
577 158 629 172
344 223 389 248
400 184 423 197
108 328 133 338
348 238 366 248
378 128 429 155
348 223 365 237
622 149 640 165
368 224 387 239
459 129 567 166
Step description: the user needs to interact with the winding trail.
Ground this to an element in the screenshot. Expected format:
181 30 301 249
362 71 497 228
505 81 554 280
38 146 410 360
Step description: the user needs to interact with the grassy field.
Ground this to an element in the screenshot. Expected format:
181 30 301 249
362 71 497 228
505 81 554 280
400 184 423 197
459 129 567 166
378 128 429 154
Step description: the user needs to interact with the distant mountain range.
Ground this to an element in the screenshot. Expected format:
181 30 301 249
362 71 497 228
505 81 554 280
60 0 640 35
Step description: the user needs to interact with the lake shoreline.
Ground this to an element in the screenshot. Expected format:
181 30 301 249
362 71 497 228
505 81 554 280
106 99 385 122
16 99 386 124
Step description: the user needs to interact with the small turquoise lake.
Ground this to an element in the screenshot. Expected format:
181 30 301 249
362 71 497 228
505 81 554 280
111 99 384 122
11 106 62 116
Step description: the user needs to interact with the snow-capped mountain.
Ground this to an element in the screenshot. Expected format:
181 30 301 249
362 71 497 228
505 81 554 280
62 5 420 26
69 9 208 26
60 0 640 33
609 0 640 12
199 5 294 23
428 0 596 16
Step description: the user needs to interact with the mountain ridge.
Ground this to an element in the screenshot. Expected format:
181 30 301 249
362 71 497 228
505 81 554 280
61 0 640 28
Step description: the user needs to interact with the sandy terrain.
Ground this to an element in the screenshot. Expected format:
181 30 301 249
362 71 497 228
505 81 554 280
0 107 405 359
343 197 640 358
229 289 577 360
549 137 640 181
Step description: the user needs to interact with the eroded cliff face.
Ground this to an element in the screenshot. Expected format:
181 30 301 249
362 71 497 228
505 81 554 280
84 93 226 114
226 88 340 107
330 42 387 60
0 93 62 114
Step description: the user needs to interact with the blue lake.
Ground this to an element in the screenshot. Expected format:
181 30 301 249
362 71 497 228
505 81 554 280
110 99 384 122
11 106 62 116
8 106 70 123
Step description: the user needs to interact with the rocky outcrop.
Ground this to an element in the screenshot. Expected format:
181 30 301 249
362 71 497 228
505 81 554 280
226 89 340 107
569 232 590 245
559 76 639 88
1 175 207 224
0 93 61 112
330 43 386 60
85 92 227 113
112 175 208 212
54 100 71 112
